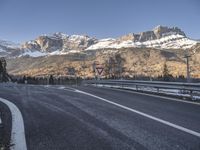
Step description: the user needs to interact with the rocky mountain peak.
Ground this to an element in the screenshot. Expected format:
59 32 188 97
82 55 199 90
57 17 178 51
119 25 186 42
1 26 198 58
21 33 97 53
153 25 186 38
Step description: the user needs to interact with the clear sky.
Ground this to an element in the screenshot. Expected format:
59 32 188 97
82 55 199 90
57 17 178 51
0 0 199 43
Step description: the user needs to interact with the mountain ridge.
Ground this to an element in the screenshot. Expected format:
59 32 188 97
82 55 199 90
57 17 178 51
0 25 199 58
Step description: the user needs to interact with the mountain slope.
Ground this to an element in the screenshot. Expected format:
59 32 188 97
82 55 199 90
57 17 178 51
1 25 198 58
6 44 200 78
0 39 20 57
21 33 97 56
1 25 200 78
86 26 197 50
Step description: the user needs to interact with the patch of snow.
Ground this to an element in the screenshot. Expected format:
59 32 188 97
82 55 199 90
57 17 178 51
53 32 69 39
69 35 86 40
40 32 69 40
86 38 116 50
48 49 81 56
86 34 198 50
19 50 47 57
68 35 93 43
0 39 20 48
48 50 62 55
68 49 81 53
192 96 200 101
27 40 38 45
0 48 5 52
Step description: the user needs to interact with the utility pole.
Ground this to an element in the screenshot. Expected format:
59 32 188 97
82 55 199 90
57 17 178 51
183 46 200 83
184 54 191 83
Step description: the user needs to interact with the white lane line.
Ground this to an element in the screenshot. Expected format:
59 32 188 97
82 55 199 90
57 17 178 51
75 89 200 138
0 115 2 124
0 97 27 150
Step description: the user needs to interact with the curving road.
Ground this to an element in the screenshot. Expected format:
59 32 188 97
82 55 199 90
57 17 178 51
0 84 200 150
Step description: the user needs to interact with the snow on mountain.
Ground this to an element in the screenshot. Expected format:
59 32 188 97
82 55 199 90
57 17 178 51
0 39 20 49
1 26 199 58
19 50 47 57
0 39 20 57
85 38 115 50
86 26 197 50
48 49 81 56
141 34 197 49
21 33 97 54
18 48 82 58
0 48 5 52
86 34 198 50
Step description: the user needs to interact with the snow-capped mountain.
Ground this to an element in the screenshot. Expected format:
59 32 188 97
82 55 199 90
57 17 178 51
0 40 19 48
21 33 97 56
2 26 200 78
0 26 199 58
20 26 198 57
86 26 198 50
0 39 20 57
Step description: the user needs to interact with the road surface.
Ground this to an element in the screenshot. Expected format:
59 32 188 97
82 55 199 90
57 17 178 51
0 84 199 150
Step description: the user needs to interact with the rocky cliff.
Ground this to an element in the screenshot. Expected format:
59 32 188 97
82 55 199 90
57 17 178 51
119 25 186 42
21 33 97 53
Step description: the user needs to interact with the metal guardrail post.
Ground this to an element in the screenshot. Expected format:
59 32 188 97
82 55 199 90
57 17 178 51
157 88 159 93
136 85 138 91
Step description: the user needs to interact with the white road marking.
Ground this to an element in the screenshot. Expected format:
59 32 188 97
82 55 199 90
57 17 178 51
0 116 2 124
75 89 200 138
46 86 77 93
0 97 27 150
98 86 200 106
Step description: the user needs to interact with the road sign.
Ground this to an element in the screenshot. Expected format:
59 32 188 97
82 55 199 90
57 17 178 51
96 67 104 76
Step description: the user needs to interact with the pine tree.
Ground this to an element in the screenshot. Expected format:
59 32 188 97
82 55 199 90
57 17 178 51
49 75 54 85
163 63 170 81
0 60 3 82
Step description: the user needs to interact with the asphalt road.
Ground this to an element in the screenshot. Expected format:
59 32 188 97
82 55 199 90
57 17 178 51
0 83 200 150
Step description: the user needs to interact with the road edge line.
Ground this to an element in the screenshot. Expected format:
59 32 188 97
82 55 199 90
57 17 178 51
75 89 200 138
0 97 27 150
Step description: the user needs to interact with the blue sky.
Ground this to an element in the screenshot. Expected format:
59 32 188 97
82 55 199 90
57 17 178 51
0 0 199 43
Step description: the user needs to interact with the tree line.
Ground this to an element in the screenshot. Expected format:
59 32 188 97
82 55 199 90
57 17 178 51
0 57 9 82
1 56 199 84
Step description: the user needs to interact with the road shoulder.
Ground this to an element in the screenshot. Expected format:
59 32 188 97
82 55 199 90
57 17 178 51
0 101 12 150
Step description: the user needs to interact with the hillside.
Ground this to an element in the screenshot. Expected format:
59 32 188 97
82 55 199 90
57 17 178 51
0 25 199 78
6 44 200 78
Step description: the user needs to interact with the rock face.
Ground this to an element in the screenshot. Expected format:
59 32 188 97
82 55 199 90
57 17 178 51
21 33 97 53
119 25 186 42
36 35 63 52
153 25 186 38
87 26 197 50
21 41 41 50
62 35 97 51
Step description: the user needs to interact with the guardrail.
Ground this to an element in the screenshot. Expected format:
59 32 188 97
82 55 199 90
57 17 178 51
84 80 200 100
